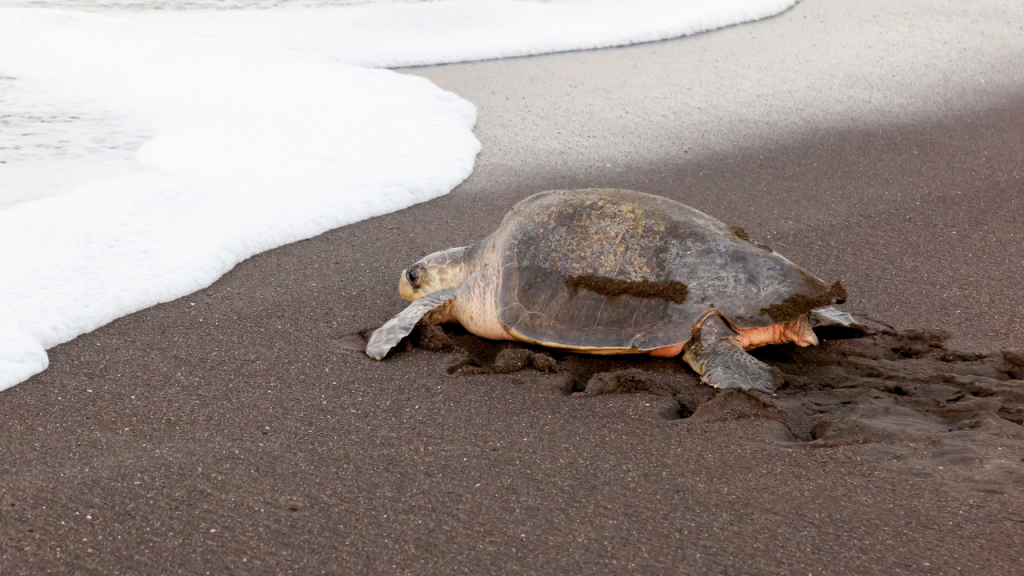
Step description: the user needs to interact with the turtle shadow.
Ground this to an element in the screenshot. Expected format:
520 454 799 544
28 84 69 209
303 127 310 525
431 325 701 399
435 326 802 423
383 325 791 421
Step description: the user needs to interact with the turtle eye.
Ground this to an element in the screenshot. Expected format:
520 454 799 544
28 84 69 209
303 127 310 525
406 265 423 285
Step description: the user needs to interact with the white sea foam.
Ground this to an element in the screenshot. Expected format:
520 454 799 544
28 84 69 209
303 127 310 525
0 0 795 390
136 0 797 68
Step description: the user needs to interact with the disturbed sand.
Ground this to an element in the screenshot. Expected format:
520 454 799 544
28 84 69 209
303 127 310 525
3 0 1024 573
410 323 1024 462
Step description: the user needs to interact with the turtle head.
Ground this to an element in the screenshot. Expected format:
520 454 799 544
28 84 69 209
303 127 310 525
399 247 469 301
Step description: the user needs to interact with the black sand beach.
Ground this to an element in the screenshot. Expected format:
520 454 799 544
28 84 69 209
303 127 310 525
3 1 1024 573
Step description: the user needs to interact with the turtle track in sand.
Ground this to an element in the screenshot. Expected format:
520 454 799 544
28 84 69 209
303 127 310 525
370 323 1024 495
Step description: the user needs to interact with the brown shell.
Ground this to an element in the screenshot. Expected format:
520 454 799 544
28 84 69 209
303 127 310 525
493 189 844 351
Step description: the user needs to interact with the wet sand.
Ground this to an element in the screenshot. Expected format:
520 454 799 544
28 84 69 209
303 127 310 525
3 0 1024 573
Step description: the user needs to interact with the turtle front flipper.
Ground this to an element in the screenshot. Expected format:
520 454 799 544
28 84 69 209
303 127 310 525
684 339 779 393
682 314 779 393
366 289 457 360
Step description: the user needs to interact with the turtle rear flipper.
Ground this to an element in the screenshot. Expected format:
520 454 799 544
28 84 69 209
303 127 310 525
684 339 779 393
809 307 867 338
366 289 457 360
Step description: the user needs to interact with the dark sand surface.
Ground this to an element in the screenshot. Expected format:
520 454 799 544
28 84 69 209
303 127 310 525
3 93 1024 574
4 4 1024 574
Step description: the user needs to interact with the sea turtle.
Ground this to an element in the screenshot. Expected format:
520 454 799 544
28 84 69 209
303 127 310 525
366 189 861 392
